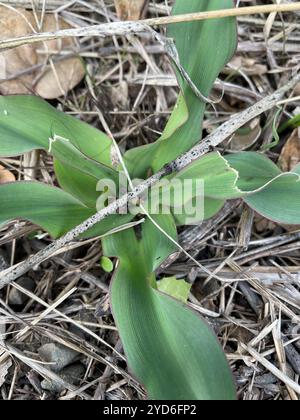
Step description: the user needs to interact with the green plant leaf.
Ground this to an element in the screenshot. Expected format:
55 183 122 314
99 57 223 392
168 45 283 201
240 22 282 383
0 181 92 237
124 0 237 179
54 159 99 208
104 216 236 400
0 181 132 238
0 95 118 183
225 152 300 224
172 197 226 226
261 107 282 151
279 113 300 133
100 256 114 273
174 152 241 200
168 152 300 225
294 162 300 174
244 173 300 224
225 152 282 191
163 152 240 225
157 276 191 303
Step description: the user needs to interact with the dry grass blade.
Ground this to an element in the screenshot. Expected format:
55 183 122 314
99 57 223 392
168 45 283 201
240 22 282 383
1 4 300 50
244 345 300 396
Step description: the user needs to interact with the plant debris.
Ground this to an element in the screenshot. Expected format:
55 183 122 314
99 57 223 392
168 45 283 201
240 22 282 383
0 0 300 401
0 6 85 99
114 0 148 21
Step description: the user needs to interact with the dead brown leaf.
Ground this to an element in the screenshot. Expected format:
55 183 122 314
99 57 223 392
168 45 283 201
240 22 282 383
226 56 268 76
278 128 300 171
255 216 276 233
228 117 262 151
293 83 300 96
0 165 16 184
0 7 85 99
114 0 148 21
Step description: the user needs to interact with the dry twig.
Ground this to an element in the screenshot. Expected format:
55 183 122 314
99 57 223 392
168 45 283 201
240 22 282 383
1 3 300 50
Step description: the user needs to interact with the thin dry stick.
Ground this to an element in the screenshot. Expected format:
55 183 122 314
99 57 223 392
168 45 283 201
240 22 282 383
244 345 300 395
1 3 300 50
0 73 300 290
0 0 68 6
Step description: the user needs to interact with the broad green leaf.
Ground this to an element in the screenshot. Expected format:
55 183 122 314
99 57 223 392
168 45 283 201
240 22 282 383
168 152 300 225
225 152 281 191
125 0 237 178
226 152 300 224
54 159 99 208
174 152 240 200
104 217 236 400
294 162 300 175
0 181 132 238
161 152 240 225
0 181 92 237
0 95 118 183
172 197 225 226
244 174 300 224
157 276 191 303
